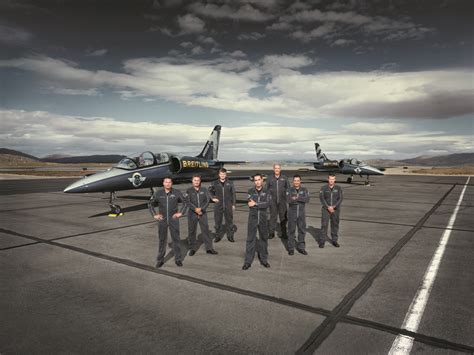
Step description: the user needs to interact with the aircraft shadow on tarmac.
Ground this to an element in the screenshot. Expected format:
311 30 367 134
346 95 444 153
88 203 149 218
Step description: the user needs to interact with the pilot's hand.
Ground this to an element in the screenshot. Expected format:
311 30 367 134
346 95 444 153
212 198 219 203
232 205 236 211
195 208 202 215
291 195 298 200
328 206 335 213
172 212 182 219
248 199 256 207
154 214 163 221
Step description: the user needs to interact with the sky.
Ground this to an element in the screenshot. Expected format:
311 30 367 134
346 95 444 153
0 0 472 161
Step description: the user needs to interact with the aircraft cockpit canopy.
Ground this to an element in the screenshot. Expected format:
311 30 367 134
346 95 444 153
115 151 171 170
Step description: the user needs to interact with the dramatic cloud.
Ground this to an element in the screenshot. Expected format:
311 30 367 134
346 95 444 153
343 122 409 135
1 55 471 120
189 3 274 22
48 87 101 96
177 14 206 34
1 109 471 159
271 8 434 43
0 24 33 46
86 48 108 57
237 32 266 40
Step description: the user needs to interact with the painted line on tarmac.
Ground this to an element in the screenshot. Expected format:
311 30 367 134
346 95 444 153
295 183 457 354
0 241 41 250
0 225 472 353
388 177 471 355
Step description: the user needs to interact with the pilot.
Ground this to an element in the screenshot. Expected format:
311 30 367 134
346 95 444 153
242 173 271 270
287 174 310 255
265 163 290 239
319 173 343 248
148 177 188 267
209 168 236 243
186 175 218 256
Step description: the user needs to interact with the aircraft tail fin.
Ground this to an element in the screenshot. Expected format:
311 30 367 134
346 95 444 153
315 143 328 161
197 125 221 160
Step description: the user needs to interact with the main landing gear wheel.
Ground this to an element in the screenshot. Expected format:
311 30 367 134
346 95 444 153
346 177 353 183
364 176 371 186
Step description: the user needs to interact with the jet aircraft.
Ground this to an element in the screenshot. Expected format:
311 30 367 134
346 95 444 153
64 125 241 214
312 143 384 184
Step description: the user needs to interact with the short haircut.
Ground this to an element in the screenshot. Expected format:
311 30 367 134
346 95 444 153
218 168 227 173
163 176 173 182
293 174 301 180
273 163 281 168
328 173 336 177
192 175 201 180
253 173 263 180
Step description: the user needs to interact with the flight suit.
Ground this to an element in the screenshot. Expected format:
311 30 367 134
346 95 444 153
319 184 343 244
209 179 236 240
266 174 290 238
148 188 188 264
245 187 271 265
186 186 213 252
287 186 310 252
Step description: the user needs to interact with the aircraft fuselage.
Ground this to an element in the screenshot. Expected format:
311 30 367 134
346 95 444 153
64 155 220 194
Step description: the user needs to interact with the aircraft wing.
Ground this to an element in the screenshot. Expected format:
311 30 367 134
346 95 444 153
216 160 248 165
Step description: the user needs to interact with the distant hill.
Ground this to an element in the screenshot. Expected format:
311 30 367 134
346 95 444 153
42 155 125 164
0 148 39 161
400 153 474 166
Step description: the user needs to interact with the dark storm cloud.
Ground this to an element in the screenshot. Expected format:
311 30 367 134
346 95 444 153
0 23 33 46
338 90 474 119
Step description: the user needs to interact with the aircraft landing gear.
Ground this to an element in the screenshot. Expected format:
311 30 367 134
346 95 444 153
347 176 353 183
109 192 123 216
364 175 371 186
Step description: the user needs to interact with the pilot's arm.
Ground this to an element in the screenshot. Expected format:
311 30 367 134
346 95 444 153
297 187 310 203
334 187 343 209
177 190 189 216
201 189 211 211
257 191 272 209
319 188 330 210
208 183 219 203
230 181 236 210
186 189 198 212
148 193 161 219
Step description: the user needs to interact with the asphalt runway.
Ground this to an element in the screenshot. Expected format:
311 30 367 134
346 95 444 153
1 173 473 354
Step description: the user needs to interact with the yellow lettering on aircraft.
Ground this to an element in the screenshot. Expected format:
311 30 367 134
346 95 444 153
182 160 209 169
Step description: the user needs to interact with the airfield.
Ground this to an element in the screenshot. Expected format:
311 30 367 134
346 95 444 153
1 172 473 354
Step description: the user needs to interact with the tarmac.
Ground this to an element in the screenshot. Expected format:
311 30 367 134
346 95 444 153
1 172 473 354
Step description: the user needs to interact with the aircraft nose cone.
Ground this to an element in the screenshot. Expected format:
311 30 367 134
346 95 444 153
363 166 384 175
64 179 88 193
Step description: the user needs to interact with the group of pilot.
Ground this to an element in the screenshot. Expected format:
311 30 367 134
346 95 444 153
148 165 343 270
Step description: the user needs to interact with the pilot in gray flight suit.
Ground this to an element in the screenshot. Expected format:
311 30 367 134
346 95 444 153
209 168 236 242
287 175 310 255
148 177 188 267
243 173 271 270
266 163 290 239
319 174 343 248
186 175 218 256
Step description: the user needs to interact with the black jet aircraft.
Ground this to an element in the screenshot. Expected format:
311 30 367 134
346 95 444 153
312 143 384 184
64 125 240 214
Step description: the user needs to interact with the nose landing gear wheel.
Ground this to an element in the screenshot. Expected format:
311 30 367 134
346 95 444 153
111 204 122 215
108 192 124 217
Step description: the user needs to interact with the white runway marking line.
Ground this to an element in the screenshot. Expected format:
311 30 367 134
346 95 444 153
388 176 471 355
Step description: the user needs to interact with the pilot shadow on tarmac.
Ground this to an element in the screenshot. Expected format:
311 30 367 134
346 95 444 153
163 234 206 264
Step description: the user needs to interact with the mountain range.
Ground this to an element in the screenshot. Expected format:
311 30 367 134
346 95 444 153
1 148 473 166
